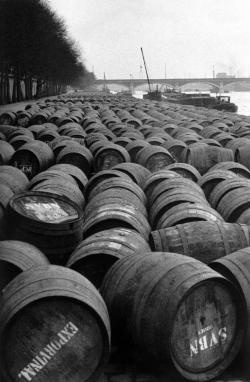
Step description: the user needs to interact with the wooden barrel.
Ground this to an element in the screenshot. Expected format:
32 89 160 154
179 135 201 146
8 134 34 150
30 111 48 125
215 132 234 147
53 141 81 158
49 136 71 148
172 126 193 138
88 178 147 206
211 248 250 367
225 137 250 153
0 111 16 125
17 111 32 127
201 126 221 139
238 130 250 138
198 170 238 198
154 202 224 229
188 124 203 134
82 117 103 129
0 172 28 194
113 137 132 147
93 143 130 172
88 139 112 156
143 170 182 198
122 131 144 140
49 164 88 194
28 124 46 138
38 130 60 143
82 203 151 240
162 123 178 135
85 170 131 201
0 265 110 382
66 130 86 140
217 187 250 222
237 209 250 224
56 145 93 177
146 136 165 146
182 145 234 175
56 116 73 127
126 140 150 162
0 124 16 139
31 179 85 209
113 163 151 188
235 144 250 170
0 166 29 190
10 141 55 179
28 170 79 190
67 228 150 288
148 177 205 206
4 191 84 265
101 252 246 381
149 190 208 229
8 128 34 141
58 126 82 137
0 132 6 140
200 138 222 147
0 183 14 208
208 161 250 178
150 221 250 263
0 141 15 164
209 178 250 209
84 188 148 219
136 146 175 172
162 139 187 161
58 123 82 135
164 163 201 182
0 240 49 290
85 133 108 148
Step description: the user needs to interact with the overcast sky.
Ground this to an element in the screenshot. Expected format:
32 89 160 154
49 0 250 79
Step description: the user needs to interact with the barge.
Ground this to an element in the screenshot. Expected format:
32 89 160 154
162 91 238 112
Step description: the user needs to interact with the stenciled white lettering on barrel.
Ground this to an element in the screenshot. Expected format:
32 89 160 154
190 326 227 357
15 162 32 175
17 321 79 381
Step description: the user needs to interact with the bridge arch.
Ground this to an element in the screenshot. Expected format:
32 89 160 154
94 83 130 92
134 82 174 91
180 81 220 92
224 81 250 91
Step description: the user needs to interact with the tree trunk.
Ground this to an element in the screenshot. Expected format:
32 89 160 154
0 63 4 104
24 72 30 100
6 67 11 103
16 66 23 102
12 67 17 103
36 78 43 98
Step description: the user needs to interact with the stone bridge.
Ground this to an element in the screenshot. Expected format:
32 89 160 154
94 77 250 92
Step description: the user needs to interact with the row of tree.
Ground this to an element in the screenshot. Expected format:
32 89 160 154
0 0 95 104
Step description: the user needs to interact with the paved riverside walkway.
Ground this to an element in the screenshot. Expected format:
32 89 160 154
0 96 60 114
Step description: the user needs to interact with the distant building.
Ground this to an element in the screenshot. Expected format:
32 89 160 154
216 72 235 78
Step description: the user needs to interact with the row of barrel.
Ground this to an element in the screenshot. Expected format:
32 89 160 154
1 92 250 382
2 159 250 259
1 227 250 382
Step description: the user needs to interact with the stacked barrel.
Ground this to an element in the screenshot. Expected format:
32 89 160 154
1 92 250 381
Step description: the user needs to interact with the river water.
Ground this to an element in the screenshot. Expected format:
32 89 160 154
133 91 250 117
220 91 250 116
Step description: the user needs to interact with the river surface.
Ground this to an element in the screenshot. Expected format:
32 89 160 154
134 91 250 117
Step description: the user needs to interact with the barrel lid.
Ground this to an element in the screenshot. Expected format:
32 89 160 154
170 278 242 379
9 192 79 224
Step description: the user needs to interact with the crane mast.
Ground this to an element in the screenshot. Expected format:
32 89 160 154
140 47 152 93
